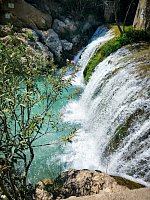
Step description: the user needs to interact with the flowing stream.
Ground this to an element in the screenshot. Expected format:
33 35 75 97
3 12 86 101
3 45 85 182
62 28 150 186
29 26 150 186
28 26 113 183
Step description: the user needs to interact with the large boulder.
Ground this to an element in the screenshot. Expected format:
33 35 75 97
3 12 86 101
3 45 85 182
35 170 144 200
54 170 143 199
52 18 78 41
1 0 52 30
21 28 53 58
35 42 53 58
45 29 62 60
133 0 150 33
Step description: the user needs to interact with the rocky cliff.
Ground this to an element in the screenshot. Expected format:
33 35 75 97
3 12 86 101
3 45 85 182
133 0 150 33
0 0 104 64
0 0 141 64
35 170 145 200
0 0 52 29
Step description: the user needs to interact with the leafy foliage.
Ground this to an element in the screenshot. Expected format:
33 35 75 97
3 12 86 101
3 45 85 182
0 27 76 200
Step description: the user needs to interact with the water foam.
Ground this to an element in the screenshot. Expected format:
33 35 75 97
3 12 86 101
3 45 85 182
63 36 150 185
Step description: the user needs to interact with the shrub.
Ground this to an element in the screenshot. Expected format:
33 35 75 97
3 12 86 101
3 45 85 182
0 27 76 200
26 30 35 42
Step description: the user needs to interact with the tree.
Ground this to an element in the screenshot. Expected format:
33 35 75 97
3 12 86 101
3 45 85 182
63 0 103 19
0 26 76 200
103 0 137 34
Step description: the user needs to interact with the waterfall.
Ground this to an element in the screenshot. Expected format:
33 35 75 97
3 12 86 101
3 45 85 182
71 26 114 87
63 27 150 186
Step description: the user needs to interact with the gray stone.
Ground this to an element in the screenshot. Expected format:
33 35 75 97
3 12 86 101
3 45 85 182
22 28 39 42
64 18 78 32
52 19 67 35
52 18 78 39
45 29 62 58
36 42 53 58
61 40 73 51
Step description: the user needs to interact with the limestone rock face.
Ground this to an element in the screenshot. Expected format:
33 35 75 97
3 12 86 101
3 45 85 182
133 0 150 33
21 28 53 58
2 0 52 30
55 170 130 199
35 169 144 200
0 0 102 64
52 18 78 41
35 42 53 58
45 29 62 59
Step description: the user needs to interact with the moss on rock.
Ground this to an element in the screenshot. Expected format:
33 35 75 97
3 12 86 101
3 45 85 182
83 27 150 83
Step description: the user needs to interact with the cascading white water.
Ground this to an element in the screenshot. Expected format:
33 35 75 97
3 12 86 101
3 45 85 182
63 27 150 186
71 26 114 86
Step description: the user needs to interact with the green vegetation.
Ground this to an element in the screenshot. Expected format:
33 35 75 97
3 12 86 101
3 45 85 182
25 30 35 42
84 28 150 83
0 26 76 200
